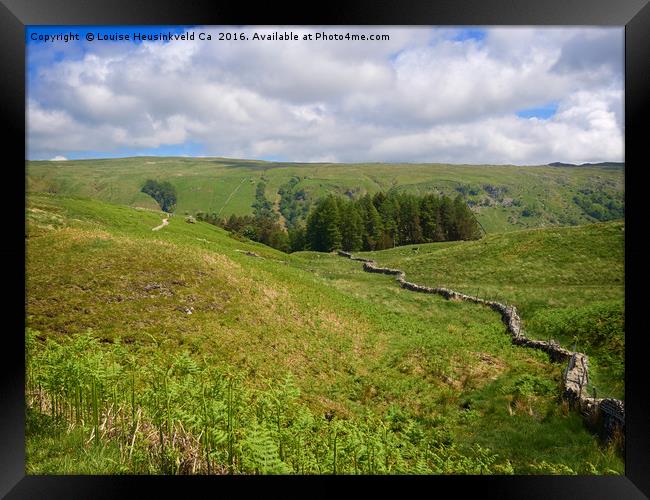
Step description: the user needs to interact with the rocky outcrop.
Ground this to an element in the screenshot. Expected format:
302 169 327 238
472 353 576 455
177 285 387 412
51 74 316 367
336 250 625 446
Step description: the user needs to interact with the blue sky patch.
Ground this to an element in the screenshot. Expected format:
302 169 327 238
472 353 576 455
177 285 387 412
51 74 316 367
516 102 559 120
41 141 206 161
450 28 487 42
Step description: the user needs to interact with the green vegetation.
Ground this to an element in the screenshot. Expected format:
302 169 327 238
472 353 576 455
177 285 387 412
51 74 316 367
304 191 480 252
527 302 624 399
573 188 624 221
252 179 275 219
278 176 310 229
359 221 625 399
141 179 177 212
26 330 522 474
195 177 290 252
27 157 624 234
199 212 289 253
197 188 480 255
25 193 623 474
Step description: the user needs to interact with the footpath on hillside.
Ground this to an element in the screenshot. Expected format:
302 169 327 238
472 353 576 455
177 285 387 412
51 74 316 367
152 217 169 231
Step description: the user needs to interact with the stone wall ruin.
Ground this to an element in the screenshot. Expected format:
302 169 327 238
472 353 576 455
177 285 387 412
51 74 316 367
336 250 625 447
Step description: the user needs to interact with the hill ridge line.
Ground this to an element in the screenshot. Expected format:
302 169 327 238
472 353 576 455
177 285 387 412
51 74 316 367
336 250 625 446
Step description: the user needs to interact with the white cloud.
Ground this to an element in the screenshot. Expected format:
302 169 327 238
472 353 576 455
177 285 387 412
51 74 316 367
49 155 68 161
27 26 624 164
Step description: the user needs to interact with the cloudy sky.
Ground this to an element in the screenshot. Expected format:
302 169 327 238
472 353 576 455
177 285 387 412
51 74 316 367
26 26 624 164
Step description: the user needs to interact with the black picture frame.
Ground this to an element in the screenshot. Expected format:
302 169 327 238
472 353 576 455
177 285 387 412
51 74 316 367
3 0 648 497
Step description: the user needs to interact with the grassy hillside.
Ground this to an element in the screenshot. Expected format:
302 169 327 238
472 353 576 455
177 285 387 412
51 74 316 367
26 193 622 474
359 222 625 399
27 157 624 234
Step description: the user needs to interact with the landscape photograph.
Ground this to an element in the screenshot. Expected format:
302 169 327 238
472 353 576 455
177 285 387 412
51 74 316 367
25 25 625 475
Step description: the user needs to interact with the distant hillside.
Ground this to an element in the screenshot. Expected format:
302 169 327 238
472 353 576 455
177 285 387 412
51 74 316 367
27 157 624 234
548 161 624 168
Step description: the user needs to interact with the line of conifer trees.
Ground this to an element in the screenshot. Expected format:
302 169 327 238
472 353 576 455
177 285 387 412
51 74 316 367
295 191 482 252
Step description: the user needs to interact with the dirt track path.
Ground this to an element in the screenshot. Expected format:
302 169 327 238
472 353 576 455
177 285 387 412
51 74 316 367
217 177 247 217
152 217 169 231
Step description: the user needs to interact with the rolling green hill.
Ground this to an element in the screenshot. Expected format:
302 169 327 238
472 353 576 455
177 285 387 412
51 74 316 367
27 157 624 234
25 193 623 474
359 221 625 399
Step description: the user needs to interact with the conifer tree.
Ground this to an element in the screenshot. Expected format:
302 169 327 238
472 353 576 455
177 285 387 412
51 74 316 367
452 194 481 240
397 194 422 245
339 201 364 251
376 194 399 249
305 190 480 252
359 195 384 250
288 225 307 252
439 195 454 241
420 194 441 242
306 195 342 251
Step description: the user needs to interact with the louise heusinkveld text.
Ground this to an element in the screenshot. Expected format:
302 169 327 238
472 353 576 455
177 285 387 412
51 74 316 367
29 31 391 44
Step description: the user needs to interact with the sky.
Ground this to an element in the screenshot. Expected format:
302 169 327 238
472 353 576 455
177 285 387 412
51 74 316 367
26 26 624 165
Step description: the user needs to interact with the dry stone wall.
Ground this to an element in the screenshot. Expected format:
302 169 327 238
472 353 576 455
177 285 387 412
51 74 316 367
337 250 625 446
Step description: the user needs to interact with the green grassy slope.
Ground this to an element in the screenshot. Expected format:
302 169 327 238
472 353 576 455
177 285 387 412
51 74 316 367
27 157 624 233
359 222 625 399
26 193 622 474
